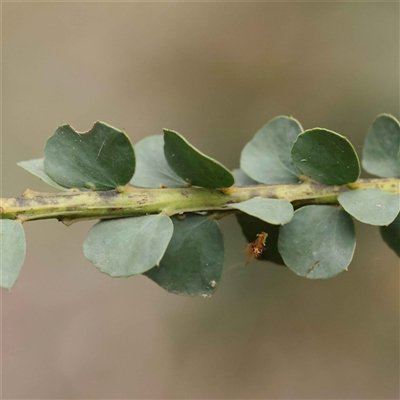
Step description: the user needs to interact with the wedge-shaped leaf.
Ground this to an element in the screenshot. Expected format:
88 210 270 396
236 213 284 265
291 129 360 185
338 189 400 226
1 220 26 290
18 158 69 191
130 135 185 188
163 129 234 188
278 205 356 279
83 215 173 277
231 169 258 186
240 116 303 184
362 114 400 178
44 122 135 190
380 212 400 257
228 198 293 225
145 214 224 296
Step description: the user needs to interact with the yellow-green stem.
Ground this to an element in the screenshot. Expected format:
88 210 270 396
1 178 398 224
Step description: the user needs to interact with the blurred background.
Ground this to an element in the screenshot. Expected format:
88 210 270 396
2 2 399 399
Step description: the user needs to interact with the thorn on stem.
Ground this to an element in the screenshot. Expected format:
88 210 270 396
61 219 75 226
22 189 35 199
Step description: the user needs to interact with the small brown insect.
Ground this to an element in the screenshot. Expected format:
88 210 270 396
244 232 268 266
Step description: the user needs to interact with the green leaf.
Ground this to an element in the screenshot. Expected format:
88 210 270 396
1 220 26 290
236 213 284 265
291 129 360 185
240 116 303 184
227 198 293 225
231 169 258 186
83 215 173 277
44 122 135 190
278 205 356 279
380 212 400 257
338 189 400 226
163 129 234 189
145 214 225 296
362 114 400 178
130 135 185 188
398 147 400 170
17 158 69 191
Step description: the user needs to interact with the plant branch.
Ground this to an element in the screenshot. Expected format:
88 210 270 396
1 178 398 224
